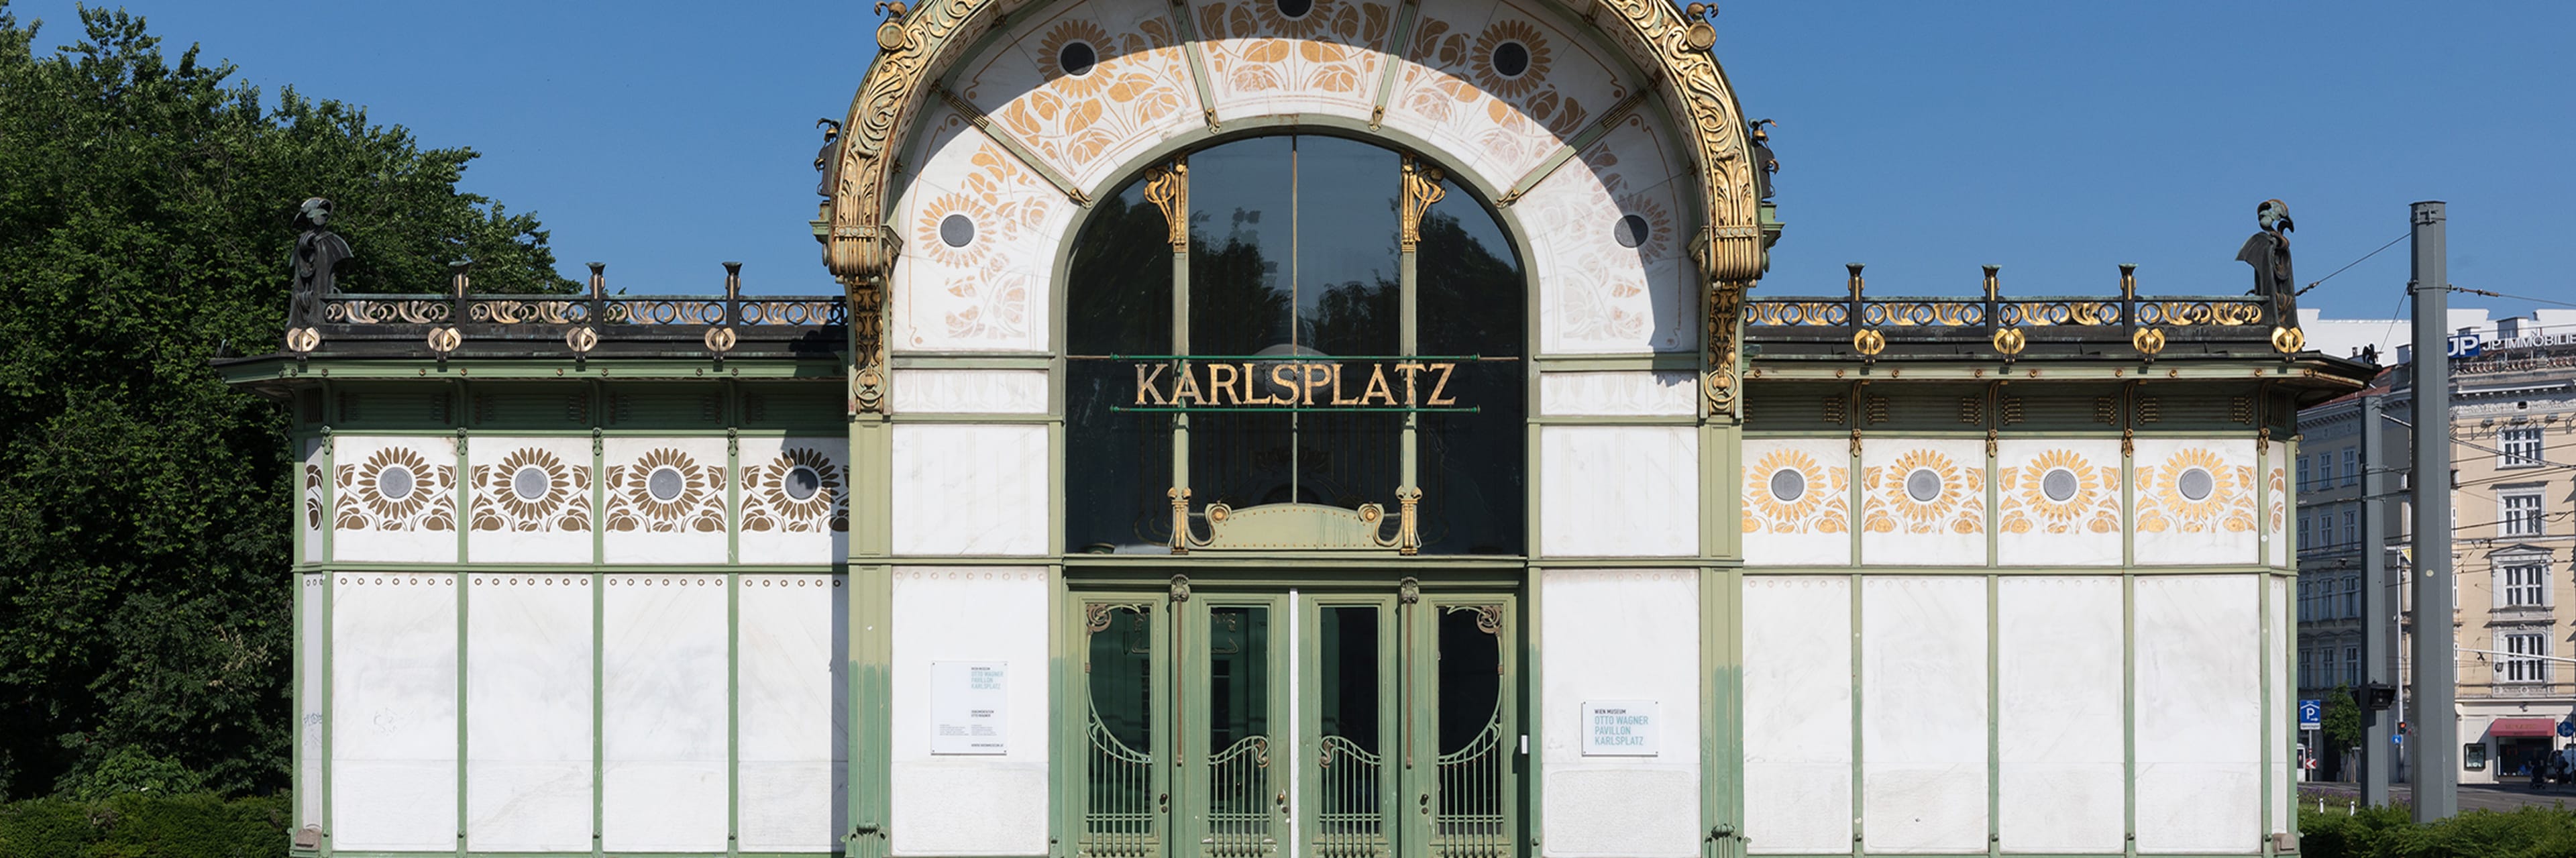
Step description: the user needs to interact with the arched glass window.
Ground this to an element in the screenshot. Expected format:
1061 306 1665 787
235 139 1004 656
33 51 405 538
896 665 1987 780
1065 135 1524 555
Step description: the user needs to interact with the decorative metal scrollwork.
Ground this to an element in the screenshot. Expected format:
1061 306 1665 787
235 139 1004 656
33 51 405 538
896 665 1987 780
324 298 450 325
2271 325 2306 355
2131 327 2166 359
1743 301 1847 326
1864 301 1982 327
1852 329 1886 356
284 327 321 353
468 299 584 325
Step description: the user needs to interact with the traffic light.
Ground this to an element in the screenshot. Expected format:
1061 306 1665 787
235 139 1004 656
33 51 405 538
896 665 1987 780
2398 720 2410 736
2354 682 2397 711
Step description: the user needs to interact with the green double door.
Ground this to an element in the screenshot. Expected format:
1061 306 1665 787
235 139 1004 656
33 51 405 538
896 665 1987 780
1073 586 1518 858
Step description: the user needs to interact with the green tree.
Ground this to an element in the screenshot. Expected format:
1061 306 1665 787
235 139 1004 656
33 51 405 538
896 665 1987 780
2322 684 2362 777
0 3 574 800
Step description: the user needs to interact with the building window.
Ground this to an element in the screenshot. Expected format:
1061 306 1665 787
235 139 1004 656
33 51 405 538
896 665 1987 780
2344 644 2361 687
2502 426 2544 468
2300 455 2316 491
2343 508 2358 547
2345 573 2361 618
2500 559 2549 608
2502 490 2545 538
2342 448 2359 487
2504 631 2550 684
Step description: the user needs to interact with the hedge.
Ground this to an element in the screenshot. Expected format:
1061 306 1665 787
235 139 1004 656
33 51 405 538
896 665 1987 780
0 792 286 858
2301 802 2576 858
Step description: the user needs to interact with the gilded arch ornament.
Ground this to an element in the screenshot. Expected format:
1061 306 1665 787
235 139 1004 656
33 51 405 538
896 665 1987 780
822 0 1767 415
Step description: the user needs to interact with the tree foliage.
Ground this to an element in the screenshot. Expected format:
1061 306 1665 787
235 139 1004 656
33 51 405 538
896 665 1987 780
0 3 574 800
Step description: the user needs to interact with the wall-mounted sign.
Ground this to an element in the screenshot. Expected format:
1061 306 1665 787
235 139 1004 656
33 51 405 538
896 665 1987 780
1123 357 1475 411
931 661 1008 755
1581 700 1658 757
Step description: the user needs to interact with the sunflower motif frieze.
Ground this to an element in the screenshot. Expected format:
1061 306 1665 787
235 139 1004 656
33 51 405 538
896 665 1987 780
2136 445 2255 535
470 447 592 533
1863 447 1984 537
1742 445 1847 537
742 447 851 535
604 447 729 534
334 445 456 533
1996 448 2121 536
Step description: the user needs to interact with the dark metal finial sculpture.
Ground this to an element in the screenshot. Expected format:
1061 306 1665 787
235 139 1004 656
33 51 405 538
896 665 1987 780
290 197 353 327
2237 198 2300 327
814 119 844 199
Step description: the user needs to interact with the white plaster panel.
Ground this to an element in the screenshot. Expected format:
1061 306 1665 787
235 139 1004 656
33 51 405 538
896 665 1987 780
1521 111 1697 357
738 436 851 565
301 437 325 564
1860 438 1988 566
1538 569 1699 858
465 575 593 852
1741 438 1853 566
330 435 459 564
888 103 1071 354
465 435 594 564
896 368 1052 415
970 0 1205 195
891 567 1053 856
1994 439 2123 567
330 572 458 852
2267 440 2290 569
2269 574 2291 835
1861 576 1987 853
892 424 1050 555
1195 0 1399 125
295 574 325 830
1384 0 1633 199
602 573 729 853
1997 576 2124 853
2134 574 2261 853
2133 438 2261 566
739 574 849 853
1538 425 1697 557
599 437 730 564
1539 370 1697 417
1742 576 1851 855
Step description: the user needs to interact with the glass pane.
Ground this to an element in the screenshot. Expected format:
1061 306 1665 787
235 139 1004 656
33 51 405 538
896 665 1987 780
1205 606 1273 851
1294 137 1400 358
1083 605 1157 854
1417 179 1527 554
1190 136 1295 358
1068 180 1175 357
1067 179 1177 553
1432 606 1505 855
1316 606 1385 856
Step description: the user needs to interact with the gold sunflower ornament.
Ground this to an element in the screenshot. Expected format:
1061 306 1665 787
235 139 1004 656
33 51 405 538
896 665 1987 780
606 448 726 533
743 447 848 533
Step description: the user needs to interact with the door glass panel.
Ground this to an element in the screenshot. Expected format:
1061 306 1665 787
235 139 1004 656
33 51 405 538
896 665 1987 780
1432 606 1505 857
1085 604 1159 857
1205 606 1275 855
1316 606 1387 857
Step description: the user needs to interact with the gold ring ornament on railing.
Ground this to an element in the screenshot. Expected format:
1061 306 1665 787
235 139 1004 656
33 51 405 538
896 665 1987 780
2270 325 2305 355
284 327 322 353
1852 329 1887 356
704 327 739 353
565 326 600 354
426 327 464 353
1992 327 2027 357
2131 327 2167 359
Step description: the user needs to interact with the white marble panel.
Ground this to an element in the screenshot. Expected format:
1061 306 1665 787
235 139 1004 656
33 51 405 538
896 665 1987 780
2134 575 2260 853
896 368 1051 415
2267 440 2290 569
1195 0 1399 125
2269 574 2292 836
1742 576 1850 855
1521 117 1697 356
331 572 458 853
600 437 730 564
888 106 1071 354
1859 438 1988 566
1741 438 1853 566
330 435 459 564
892 424 1050 555
891 567 1052 855
295 574 325 831
465 436 594 564
974 0 1206 195
1382 0 1634 199
602 573 729 853
739 574 849 852
301 437 325 564
465 574 593 852
1538 425 1697 557
739 436 851 565
1538 569 1699 857
1539 370 1696 417
2133 438 2261 566
1994 439 2123 567
1861 576 1987 853
1998 576 2123 853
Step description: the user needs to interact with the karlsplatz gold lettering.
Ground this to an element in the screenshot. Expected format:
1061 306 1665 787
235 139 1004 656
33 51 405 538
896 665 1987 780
1299 363 1332 405
1175 362 1208 405
1329 363 1358 405
1134 364 1169 405
1269 363 1299 406
1426 362 1457 406
1393 362 1426 407
1361 364 1397 406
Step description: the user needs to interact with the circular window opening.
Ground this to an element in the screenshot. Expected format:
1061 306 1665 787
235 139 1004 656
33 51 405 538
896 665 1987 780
1491 40 1532 78
1058 41 1097 77
512 466 551 502
939 213 975 248
2041 468 2079 502
1768 468 1805 503
379 466 416 501
785 466 823 502
2178 467 2215 501
1904 468 1943 503
647 466 686 502
1275 0 1313 19
1614 213 1650 249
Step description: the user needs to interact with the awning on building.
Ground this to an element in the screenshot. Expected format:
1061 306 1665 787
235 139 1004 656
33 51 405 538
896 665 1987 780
2489 718 2559 738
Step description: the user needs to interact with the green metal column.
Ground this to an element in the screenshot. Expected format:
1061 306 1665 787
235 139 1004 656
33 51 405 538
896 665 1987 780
849 409 893 858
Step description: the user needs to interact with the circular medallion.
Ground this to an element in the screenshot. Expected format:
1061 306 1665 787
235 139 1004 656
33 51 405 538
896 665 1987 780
785 466 823 502
939 213 975 248
1058 41 1097 77
1769 468 1805 503
2178 467 2215 501
1491 40 1532 78
2041 468 2079 502
1904 468 1943 502
512 466 550 502
1614 213 1650 250
1275 0 1313 19
380 466 416 501
647 466 686 502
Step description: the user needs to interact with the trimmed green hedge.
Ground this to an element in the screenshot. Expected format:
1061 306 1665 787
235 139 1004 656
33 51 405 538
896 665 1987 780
0 793 286 858
2302 803 2576 858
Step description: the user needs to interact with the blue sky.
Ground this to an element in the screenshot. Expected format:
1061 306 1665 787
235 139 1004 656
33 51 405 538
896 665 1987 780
11 1 2567 319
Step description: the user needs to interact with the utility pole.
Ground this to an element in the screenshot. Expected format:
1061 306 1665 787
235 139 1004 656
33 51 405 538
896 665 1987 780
2407 200 2456 821
2361 391 2393 806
